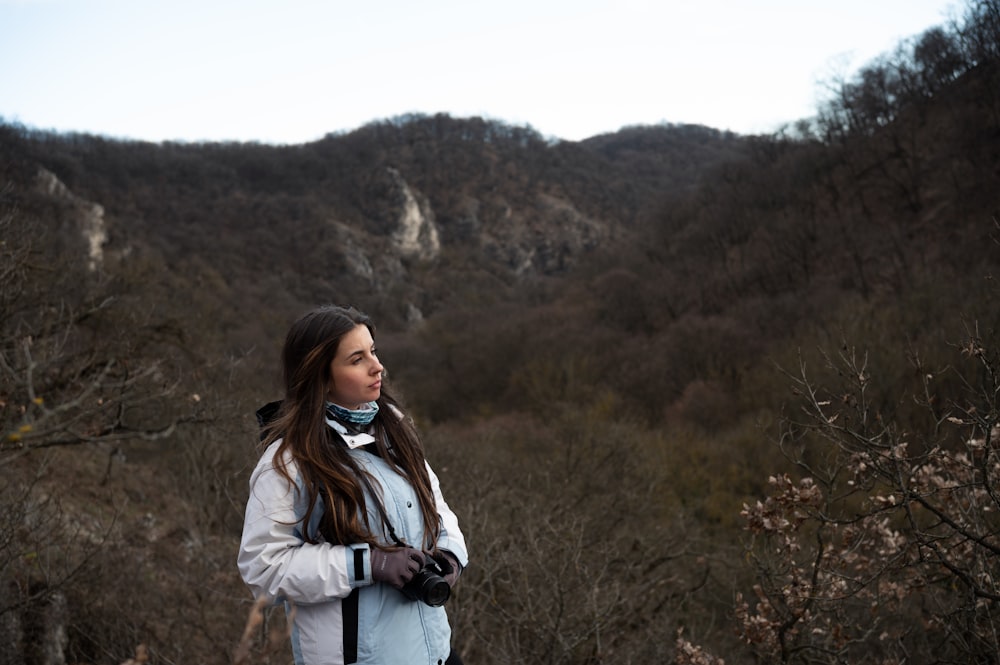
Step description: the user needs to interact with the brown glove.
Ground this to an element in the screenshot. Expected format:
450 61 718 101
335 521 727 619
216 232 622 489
371 547 424 589
433 550 463 587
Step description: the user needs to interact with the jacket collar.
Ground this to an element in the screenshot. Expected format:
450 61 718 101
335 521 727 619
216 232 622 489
326 417 376 449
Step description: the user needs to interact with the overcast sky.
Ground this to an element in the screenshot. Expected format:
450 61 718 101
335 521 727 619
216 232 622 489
0 0 961 144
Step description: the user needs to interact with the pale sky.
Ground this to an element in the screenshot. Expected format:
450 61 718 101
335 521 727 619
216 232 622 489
0 0 960 144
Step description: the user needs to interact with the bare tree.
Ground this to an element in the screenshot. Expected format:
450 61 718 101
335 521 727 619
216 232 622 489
0 182 217 664
0 199 206 463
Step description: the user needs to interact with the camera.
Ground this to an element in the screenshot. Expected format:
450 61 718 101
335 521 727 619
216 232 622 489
401 556 451 607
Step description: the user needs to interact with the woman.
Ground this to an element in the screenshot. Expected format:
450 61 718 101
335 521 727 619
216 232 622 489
238 305 468 665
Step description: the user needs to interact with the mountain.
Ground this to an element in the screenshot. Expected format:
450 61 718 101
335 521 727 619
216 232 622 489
3 115 747 330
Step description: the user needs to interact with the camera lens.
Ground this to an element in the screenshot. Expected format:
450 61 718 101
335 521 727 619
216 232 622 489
402 569 451 606
420 575 451 607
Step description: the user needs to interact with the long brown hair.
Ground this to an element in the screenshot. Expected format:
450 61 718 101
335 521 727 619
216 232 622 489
261 305 441 549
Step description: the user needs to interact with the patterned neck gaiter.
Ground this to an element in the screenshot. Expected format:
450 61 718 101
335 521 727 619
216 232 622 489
325 400 379 426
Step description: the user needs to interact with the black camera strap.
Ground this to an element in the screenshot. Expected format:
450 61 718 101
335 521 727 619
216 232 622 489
331 428 456 604
356 460 408 548
329 427 410 549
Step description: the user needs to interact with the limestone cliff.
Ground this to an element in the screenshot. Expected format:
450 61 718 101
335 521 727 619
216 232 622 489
35 167 107 272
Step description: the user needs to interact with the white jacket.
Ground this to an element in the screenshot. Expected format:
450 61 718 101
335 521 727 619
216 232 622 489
238 418 469 665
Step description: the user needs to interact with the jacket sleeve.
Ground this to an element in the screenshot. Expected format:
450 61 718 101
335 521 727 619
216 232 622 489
238 443 373 604
427 461 469 568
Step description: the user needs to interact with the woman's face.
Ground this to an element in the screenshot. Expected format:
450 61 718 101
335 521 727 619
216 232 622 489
326 324 383 409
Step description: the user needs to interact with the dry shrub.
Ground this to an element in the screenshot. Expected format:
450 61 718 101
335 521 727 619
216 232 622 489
232 597 292 665
734 330 1000 663
425 405 737 664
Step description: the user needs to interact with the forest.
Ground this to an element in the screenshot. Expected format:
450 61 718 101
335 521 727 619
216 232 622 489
2 1 1000 663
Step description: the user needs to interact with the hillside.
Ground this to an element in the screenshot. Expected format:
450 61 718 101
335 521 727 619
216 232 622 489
5 115 744 329
2 2 1000 663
